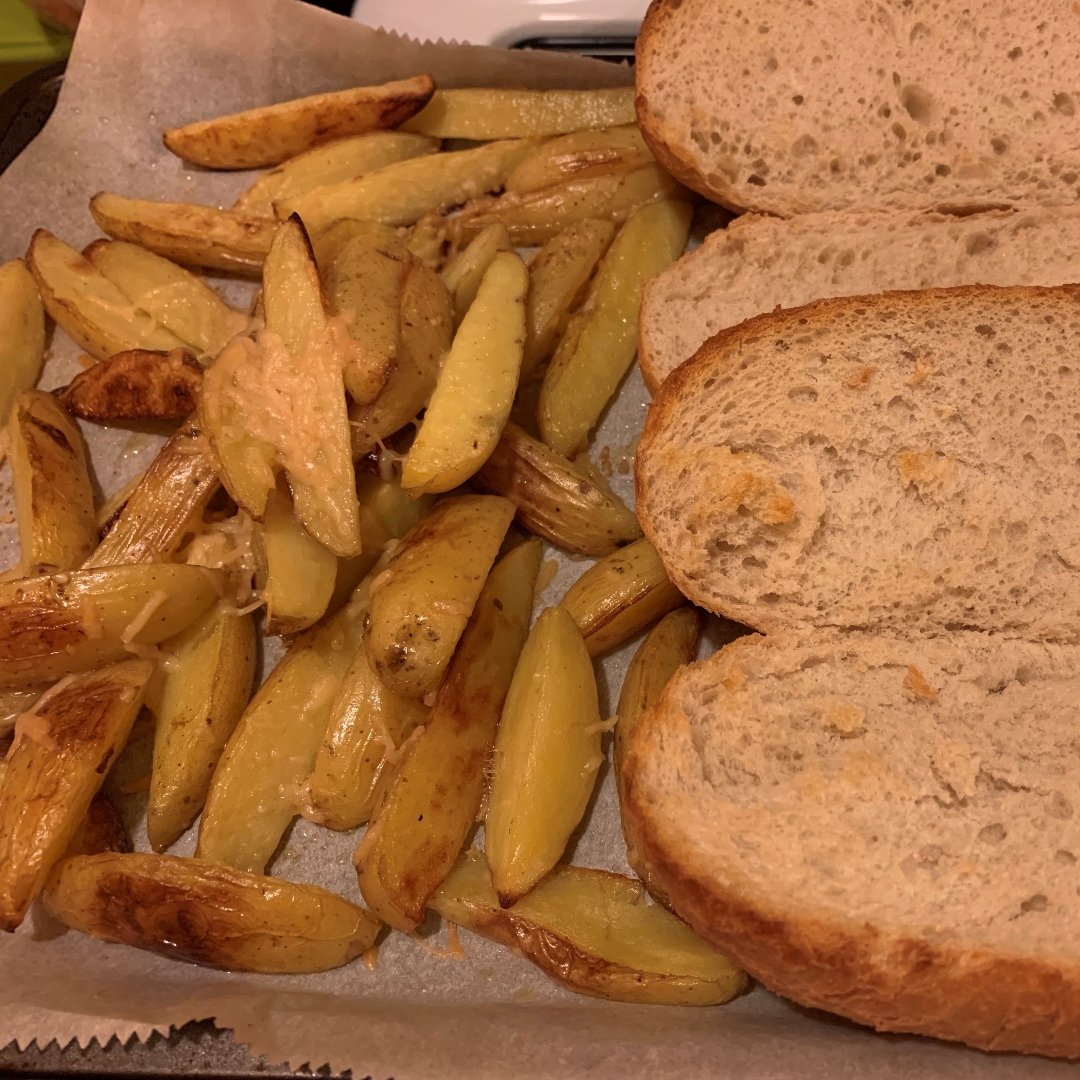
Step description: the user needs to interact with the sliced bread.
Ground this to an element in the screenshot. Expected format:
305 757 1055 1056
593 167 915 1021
639 206 1080 393
636 0 1080 216
636 284 1080 637
621 629 1080 1057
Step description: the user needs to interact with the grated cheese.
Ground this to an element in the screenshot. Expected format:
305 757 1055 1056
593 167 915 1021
120 591 169 644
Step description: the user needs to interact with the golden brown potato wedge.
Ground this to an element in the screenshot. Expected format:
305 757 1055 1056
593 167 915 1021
95 469 146 537
440 223 512 328
7 390 96 574
561 539 685 657
0 659 153 930
355 538 541 930
505 125 653 194
538 200 692 456
451 163 686 246
310 217 401 270
164 75 436 169
280 138 539 234
43 852 381 972
67 793 131 858
401 251 527 495
474 423 641 556
364 495 515 700
85 420 220 566
235 131 439 215
431 851 746 1005
486 605 602 905
0 564 225 688
145 601 257 852
349 258 452 455
57 348 203 423
26 230 185 361
89 194 276 277
197 589 369 873
0 259 45 425
85 240 248 359
522 219 614 376
403 87 635 139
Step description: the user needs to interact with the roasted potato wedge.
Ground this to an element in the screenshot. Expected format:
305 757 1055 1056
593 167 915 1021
0 564 225 688
505 125 653 194
8 390 96 574
403 87 635 139
164 75 436 169
90 194 276 277
57 348 203 423
440 223 512 327
538 200 692 456
401 251 526 495
0 659 153 930
431 851 746 1005
364 495 515 700
85 420 220 566
26 230 185 361
145 601 257 852
86 240 247 359
67 793 131 858
0 259 45 424
95 468 146 534
450 163 685 246
348 258 452 455
304 641 428 832
310 217 401 269
197 592 368 873
561 539 684 657
255 486 337 636
43 852 381 972
280 138 539 234
474 423 641 556
486 606 602 905
235 131 439 215
355 538 541 930
522 219 614 375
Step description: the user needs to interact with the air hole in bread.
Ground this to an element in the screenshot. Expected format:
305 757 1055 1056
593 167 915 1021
1055 850 1076 865
1053 93 1075 117
991 136 1008 154
978 822 1006 844
900 84 935 124
1046 792 1073 819
1019 894 1048 915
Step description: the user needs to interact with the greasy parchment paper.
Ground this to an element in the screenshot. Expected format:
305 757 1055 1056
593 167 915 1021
0 2 1072 1076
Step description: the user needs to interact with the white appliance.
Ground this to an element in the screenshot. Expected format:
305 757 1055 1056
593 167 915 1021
352 0 644 59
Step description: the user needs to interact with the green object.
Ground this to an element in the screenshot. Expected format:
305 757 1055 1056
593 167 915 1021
0 0 72 92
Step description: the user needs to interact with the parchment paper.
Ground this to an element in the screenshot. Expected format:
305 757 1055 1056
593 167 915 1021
0 2 1073 1075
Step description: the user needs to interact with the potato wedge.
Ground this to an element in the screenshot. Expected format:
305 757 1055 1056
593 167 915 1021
310 217 401 270
197 591 368 873
431 851 745 1005
235 131 439 215
321 228 411 405
401 251 526 495
304 641 428 832
538 200 692 456
355 539 541 930
474 423 641 556
0 259 45 424
561 539 684 657
255 486 337 636
0 564 224 688
145 602 257 852
43 852 381 972
486 606 602 905
164 75 436 169
67 794 131 858
0 659 153 930
85 420 220 566
505 125 653 194
280 138 539 234
451 163 685 246
57 348 203 423
89 194 276 277
440 223 512 327
349 259 452 455
403 87 635 140
85 240 247 359
26 230 185 361
364 494 515 700
404 211 451 271
522 219 614 376
8 390 96 574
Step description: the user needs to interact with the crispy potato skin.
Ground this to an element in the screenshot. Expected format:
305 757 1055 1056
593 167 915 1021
58 349 203 422
67 794 132 858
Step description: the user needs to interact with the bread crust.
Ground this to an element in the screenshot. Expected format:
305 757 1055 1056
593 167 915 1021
621 637 1080 1058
